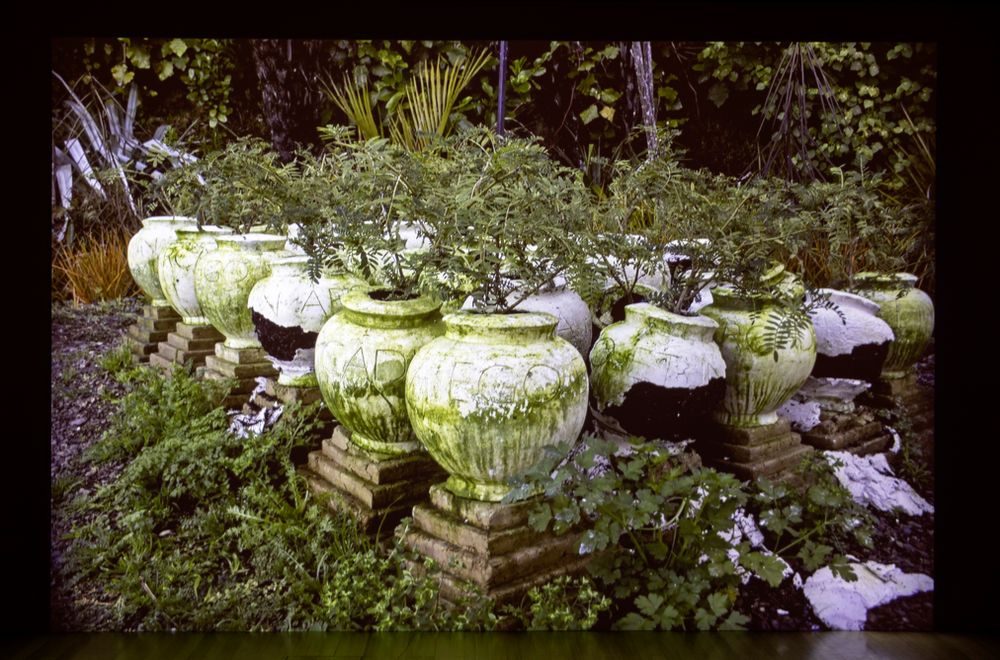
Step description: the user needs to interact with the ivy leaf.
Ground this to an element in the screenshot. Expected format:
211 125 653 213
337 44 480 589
635 593 665 617
616 612 655 630
527 503 551 532
599 106 616 122
798 542 833 572
741 552 787 588
718 610 750 630
167 38 188 57
708 82 729 108
580 104 599 125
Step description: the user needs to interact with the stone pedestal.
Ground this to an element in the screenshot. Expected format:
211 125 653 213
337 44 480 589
398 484 591 606
149 322 225 371
249 377 335 438
299 425 446 539
859 373 934 443
799 407 892 456
127 304 180 363
698 417 813 483
202 344 278 409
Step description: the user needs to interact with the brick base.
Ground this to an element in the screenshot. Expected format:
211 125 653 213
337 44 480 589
149 323 225 371
800 407 892 456
201 343 277 409
698 417 813 483
126 305 180 363
398 484 591 606
299 426 446 540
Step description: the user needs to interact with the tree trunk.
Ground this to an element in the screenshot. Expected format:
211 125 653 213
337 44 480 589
630 41 658 160
251 39 326 163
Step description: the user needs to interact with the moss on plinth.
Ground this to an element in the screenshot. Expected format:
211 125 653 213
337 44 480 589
126 304 180 364
397 483 591 606
698 417 813 483
299 425 446 540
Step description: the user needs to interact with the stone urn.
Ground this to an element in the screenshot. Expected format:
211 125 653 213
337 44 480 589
248 256 366 387
700 267 817 427
193 233 287 349
406 311 588 502
157 225 233 325
589 303 727 440
851 272 934 379
462 278 593 359
809 288 895 382
314 289 444 455
127 216 197 306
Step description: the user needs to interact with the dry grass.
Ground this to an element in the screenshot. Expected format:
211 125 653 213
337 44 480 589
52 227 140 305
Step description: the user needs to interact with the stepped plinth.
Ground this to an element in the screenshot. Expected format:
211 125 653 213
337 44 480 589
299 425 446 540
698 417 813 483
149 322 225 371
201 344 277 409
398 484 591 606
127 304 180 363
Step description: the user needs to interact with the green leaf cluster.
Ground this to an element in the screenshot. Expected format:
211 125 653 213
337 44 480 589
59 360 494 631
509 435 773 631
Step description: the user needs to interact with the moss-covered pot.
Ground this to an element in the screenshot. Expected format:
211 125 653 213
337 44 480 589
590 303 726 439
127 216 197 306
314 290 444 455
193 233 287 349
701 285 817 427
405 311 589 502
157 225 233 324
248 256 367 387
851 272 934 379
810 288 895 382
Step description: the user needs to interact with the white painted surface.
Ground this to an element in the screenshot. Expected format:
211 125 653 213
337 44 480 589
803 561 933 630
778 398 823 432
823 451 934 516
810 289 894 357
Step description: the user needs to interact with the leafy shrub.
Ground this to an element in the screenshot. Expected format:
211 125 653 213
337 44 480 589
502 575 611 631
52 226 141 304
508 436 787 630
750 453 876 581
61 366 494 631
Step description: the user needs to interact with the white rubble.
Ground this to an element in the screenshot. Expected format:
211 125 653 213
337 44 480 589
823 451 933 516
803 561 933 630
777 398 823 432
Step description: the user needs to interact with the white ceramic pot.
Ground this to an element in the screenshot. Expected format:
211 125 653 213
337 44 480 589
810 288 895 382
590 303 727 439
127 216 197 305
314 289 444 455
193 233 287 349
406 311 588 502
248 256 366 387
852 272 934 379
157 225 232 324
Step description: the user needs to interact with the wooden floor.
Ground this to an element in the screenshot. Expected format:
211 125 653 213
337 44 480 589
2 632 999 660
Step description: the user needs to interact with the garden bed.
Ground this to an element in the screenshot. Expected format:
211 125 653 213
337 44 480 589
50 298 934 632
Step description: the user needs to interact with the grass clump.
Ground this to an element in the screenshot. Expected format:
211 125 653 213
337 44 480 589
52 227 140 304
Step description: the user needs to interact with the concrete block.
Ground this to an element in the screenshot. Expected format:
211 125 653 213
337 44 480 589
174 323 225 341
214 343 268 364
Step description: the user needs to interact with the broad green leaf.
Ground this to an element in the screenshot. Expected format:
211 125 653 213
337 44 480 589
616 612 655 630
741 552 787 588
659 604 682 630
599 106 615 122
167 38 188 57
635 593 664 617
707 591 729 616
580 104 599 125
